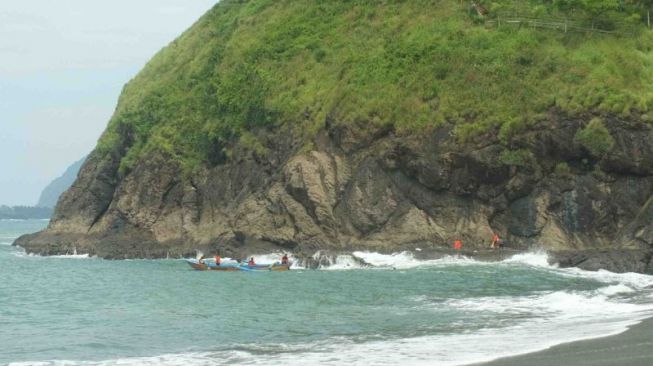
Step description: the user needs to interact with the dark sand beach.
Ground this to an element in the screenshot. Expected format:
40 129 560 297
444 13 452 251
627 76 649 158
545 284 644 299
481 317 653 366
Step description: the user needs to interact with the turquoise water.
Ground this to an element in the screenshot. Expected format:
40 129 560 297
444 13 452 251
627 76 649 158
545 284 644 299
2 220 653 365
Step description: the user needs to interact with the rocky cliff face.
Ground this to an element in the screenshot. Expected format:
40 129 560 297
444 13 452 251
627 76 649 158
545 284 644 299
15 113 653 272
15 0 653 273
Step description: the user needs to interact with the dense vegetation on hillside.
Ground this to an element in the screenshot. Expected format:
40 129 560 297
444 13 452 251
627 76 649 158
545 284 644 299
96 0 653 174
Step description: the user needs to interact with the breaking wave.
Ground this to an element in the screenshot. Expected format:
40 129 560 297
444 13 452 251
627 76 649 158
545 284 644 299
9 249 653 366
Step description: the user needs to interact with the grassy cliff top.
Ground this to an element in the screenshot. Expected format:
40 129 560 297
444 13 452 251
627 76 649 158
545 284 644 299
97 0 653 173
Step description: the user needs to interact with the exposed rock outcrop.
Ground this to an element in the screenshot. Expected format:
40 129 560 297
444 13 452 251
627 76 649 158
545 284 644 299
15 115 653 272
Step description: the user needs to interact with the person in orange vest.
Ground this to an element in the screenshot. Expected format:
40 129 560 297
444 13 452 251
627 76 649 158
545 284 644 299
491 233 501 249
214 254 221 266
248 257 256 266
453 239 462 250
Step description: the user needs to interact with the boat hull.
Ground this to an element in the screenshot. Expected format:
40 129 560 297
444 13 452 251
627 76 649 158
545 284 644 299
185 260 290 272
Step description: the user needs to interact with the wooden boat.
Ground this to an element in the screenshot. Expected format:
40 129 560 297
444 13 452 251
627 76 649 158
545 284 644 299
185 259 291 272
186 261 241 271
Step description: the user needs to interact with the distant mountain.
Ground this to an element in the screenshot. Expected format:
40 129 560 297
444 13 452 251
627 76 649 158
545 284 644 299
0 205 52 220
37 157 86 208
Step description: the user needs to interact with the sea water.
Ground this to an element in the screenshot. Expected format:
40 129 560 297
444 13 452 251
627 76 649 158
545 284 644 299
2 220 653 366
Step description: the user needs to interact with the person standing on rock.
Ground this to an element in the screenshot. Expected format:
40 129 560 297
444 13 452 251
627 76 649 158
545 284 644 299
491 233 501 249
453 240 462 251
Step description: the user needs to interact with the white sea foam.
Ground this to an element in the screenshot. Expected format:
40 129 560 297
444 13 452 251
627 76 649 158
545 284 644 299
338 250 653 288
597 283 636 296
11 250 653 366
237 252 390 270
49 254 93 259
353 251 416 267
495 252 653 291
350 250 557 270
11 312 650 366
16 285 653 366
497 252 653 292
322 254 364 270
441 289 650 318
559 267 653 289
351 251 479 270
11 252 94 259
201 249 653 292
501 250 553 268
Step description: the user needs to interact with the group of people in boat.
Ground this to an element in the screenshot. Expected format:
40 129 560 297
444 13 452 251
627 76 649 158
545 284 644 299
198 253 290 266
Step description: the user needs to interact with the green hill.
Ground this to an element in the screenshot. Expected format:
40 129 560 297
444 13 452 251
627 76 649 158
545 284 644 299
16 1 653 270
98 0 653 173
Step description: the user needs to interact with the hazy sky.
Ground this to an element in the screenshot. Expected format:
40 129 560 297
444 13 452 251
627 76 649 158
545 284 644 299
0 1 217 206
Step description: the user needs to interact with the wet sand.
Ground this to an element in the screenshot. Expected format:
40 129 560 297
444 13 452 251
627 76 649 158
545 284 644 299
480 317 653 366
